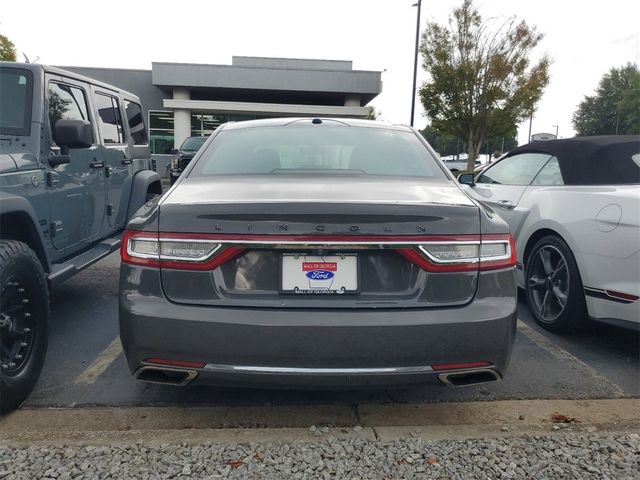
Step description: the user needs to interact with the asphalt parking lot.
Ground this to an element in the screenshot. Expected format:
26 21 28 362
24 251 639 409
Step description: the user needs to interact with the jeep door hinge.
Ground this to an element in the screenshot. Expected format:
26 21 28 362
50 221 63 236
46 171 60 187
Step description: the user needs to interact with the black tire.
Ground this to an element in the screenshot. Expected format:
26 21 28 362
524 235 586 333
0 240 49 413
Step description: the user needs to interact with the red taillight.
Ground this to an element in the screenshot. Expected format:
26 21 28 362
121 230 245 270
397 234 516 273
431 361 492 371
144 358 206 369
121 231 515 273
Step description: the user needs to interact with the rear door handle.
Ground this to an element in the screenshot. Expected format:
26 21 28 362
90 160 105 168
497 200 515 209
122 158 132 165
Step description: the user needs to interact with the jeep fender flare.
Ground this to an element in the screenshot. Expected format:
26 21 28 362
0 192 51 271
126 170 162 224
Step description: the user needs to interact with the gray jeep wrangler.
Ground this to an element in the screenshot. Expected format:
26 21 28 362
0 62 162 412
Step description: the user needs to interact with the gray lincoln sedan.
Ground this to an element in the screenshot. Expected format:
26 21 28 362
119 118 517 389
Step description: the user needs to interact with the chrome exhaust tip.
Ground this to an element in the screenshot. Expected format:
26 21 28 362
438 368 501 387
134 365 198 386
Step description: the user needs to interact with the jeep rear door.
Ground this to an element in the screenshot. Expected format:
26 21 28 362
92 89 131 230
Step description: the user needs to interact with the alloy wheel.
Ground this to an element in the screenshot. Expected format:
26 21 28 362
527 245 570 322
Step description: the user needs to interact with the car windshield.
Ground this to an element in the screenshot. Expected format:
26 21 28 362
180 136 207 151
0 67 33 136
189 125 445 178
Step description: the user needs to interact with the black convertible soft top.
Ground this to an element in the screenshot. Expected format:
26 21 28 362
506 135 640 185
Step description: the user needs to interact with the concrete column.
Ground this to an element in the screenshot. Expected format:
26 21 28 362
344 95 361 107
173 87 191 149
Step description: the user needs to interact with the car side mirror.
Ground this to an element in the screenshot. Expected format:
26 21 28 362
55 119 93 151
458 173 475 186
50 119 93 167
170 148 179 155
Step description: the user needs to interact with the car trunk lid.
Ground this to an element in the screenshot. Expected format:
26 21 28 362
157 176 481 308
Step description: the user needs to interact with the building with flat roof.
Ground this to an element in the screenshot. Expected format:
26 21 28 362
63 56 382 161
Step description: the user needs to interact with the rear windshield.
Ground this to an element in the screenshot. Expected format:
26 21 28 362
0 67 33 136
189 125 444 179
180 136 207 151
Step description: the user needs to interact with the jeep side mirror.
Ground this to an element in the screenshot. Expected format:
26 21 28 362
54 119 93 152
457 173 475 186
50 119 93 167
170 148 179 155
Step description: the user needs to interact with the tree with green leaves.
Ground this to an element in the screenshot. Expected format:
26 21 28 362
419 0 550 170
572 64 640 136
0 33 17 61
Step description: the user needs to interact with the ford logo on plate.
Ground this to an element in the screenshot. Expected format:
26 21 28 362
306 270 334 280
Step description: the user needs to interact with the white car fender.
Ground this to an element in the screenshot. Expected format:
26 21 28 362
512 188 585 288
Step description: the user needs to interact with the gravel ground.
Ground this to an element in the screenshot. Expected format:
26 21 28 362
1 432 638 479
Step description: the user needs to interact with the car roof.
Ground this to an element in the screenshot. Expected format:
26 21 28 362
504 135 640 185
222 117 413 132
508 135 638 156
0 61 140 101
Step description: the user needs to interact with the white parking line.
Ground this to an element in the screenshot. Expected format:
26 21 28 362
516 320 626 397
74 336 123 385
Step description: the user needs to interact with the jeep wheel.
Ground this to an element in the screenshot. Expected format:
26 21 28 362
0 240 49 413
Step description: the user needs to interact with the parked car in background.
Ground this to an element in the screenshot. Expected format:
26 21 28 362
440 156 481 172
120 118 517 390
459 136 640 332
169 136 207 185
0 62 162 412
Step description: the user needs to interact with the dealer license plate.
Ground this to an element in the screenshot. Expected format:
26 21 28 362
281 253 359 294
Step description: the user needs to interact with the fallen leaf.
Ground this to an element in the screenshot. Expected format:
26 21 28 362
227 461 245 469
550 412 580 424
426 457 438 465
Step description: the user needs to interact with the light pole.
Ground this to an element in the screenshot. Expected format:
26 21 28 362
553 124 559 139
410 0 422 127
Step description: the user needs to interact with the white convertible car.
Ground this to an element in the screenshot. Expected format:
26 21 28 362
459 135 639 332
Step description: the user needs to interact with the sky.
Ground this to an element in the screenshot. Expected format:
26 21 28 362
2 0 639 146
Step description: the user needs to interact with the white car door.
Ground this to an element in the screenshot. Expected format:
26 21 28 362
463 152 553 236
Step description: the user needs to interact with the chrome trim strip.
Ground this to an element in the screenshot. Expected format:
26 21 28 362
159 243 222 262
203 363 434 375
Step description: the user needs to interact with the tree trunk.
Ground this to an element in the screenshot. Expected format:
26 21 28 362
466 132 482 171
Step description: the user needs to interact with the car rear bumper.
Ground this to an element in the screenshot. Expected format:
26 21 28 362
119 266 517 388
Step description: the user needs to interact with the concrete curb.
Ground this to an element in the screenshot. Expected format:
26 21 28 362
1 398 638 447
